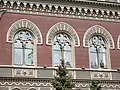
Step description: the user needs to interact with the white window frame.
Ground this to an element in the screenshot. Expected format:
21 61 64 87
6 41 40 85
13 30 37 66
89 35 110 69
52 32 74 67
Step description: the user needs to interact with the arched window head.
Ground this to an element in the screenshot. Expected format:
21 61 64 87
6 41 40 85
12 88 21 90
90 35 107 69
53 33 72 67
29 88 36 90
14 30 35 66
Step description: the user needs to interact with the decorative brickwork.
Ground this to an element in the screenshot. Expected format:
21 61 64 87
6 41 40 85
0 0 120 22
6 19 42 45
83 25 114 49
46 22 80 47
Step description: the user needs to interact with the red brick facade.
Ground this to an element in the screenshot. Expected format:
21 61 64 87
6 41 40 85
0 13 120 69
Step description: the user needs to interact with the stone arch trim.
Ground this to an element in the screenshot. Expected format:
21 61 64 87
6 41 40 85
12 87 22 90
46 22 80 47
27 88 36 90
7 19 42 44
117 35 120 49
83 25 114 49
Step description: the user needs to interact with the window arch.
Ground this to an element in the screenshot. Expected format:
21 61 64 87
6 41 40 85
7 19 42 44
12 89 21 90
12 87 21 90
83 25 114 49
28 88 36 90
83 25 114 69
46 22 80 67
7 19 42 66
46 22 80 47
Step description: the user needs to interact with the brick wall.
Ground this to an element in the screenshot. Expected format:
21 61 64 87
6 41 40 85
0 13 120 69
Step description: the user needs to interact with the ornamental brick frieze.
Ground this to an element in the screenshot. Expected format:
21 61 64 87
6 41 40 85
90 72 112 80
13 68 35 77
0 0 120 22
0 77 120 89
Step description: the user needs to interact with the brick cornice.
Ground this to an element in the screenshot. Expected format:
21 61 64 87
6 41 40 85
21 0 120 9
0 0 120 22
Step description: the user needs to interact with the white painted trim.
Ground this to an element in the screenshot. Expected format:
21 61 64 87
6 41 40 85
46 22 80 47
0 65 118 72
11 87 22 90
110 72 112 80
83 25 115 49
117 35 120 49
27 87 37 90
6 19 43 45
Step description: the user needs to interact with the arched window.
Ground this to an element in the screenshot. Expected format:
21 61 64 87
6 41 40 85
53 33 72 67
6 19 42 66
14 30 35 66
46 22 80 68
83 25 114 69
90 35 107 69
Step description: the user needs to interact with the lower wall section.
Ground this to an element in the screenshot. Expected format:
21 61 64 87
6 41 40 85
0 87 8 90
0 66 120 90
0 68 12 77
0 86 119 90
0 66 120 80
0 77 120 90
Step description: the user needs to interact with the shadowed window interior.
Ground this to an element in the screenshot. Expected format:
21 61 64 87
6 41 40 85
53 33 72 67
14 30 34 66
90 35 107 69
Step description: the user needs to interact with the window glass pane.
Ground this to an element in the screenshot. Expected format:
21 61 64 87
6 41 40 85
100 46 106 52
99 52 106 68
53 33 72 67
14 30 34 66
90 35 107 69
54 43 60 50
53 50 61 66
14 49 23 65
90 46 96 52
14 40 22 48
25 49 33 65
90 52 98 68
26 41 34 48
64 44 71 50
64 51 71 67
